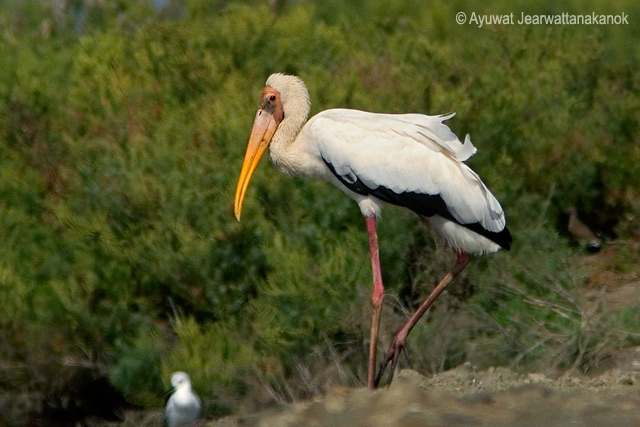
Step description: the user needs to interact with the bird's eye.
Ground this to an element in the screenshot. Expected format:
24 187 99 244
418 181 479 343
269 95 276 102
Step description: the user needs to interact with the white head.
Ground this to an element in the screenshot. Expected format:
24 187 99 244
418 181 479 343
265 73 311 120
170 371 191 389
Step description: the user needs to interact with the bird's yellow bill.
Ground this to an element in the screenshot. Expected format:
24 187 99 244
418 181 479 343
234 109 278 220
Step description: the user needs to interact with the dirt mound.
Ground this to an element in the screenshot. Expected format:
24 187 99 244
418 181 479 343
210 363 640 427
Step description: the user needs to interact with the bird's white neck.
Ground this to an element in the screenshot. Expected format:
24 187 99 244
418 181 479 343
266 74 311 175
270 105 308 150
173 383 197 405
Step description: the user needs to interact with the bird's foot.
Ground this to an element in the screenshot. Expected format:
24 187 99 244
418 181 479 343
374 329 408 387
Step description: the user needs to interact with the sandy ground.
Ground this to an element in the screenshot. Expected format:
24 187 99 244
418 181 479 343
207 363 640 427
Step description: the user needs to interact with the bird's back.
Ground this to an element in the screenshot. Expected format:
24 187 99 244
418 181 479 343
307 109 478 161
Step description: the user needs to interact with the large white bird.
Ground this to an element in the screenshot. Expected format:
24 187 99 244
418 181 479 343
165 372 202 427
234 73 511 389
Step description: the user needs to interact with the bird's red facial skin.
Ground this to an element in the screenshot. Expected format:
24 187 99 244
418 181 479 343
260 86 284 124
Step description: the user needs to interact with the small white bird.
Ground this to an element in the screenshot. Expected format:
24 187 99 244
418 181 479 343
165 372 202 427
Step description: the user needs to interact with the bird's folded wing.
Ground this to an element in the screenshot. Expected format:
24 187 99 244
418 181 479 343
309 110 506 234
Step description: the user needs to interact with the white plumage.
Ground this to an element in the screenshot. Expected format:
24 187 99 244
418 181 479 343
165 372 202 427
234 73 511 389
303 109 507 249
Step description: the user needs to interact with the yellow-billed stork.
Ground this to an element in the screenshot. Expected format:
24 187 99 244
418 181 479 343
234 73 512 389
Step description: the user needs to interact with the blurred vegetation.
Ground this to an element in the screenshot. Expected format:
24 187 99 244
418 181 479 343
1 0 639 423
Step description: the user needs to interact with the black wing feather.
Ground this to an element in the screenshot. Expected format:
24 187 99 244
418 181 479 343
323 158 512 250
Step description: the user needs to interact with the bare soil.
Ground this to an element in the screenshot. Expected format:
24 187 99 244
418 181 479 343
208 362 640 427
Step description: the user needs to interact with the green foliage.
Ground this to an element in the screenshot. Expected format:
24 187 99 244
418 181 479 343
163 314 258 415
110 328 166 407
1 0 640 422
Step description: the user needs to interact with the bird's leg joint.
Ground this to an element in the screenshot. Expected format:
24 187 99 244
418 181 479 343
454 250 470 275
375 328 408 387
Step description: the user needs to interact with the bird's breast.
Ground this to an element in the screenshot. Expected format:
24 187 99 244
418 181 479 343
269 126 329 180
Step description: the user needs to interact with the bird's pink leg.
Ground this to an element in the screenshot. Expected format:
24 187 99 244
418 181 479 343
366 215 384 390
375 250 470 386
